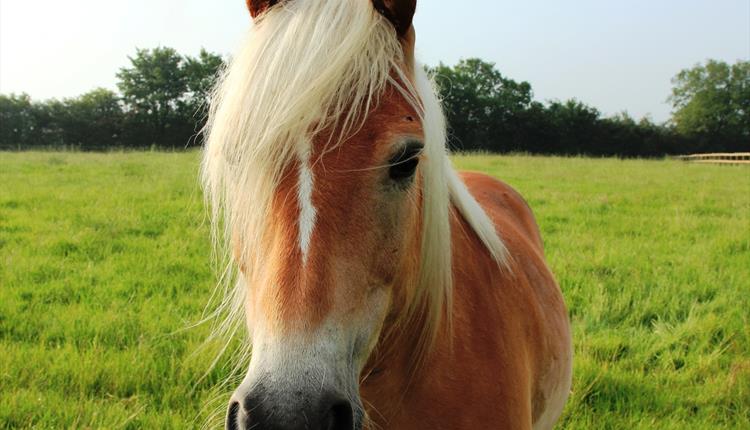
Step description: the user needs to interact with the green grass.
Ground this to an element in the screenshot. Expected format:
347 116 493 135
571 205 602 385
1 151 748 429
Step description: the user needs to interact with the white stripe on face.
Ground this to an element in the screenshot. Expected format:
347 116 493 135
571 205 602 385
297 148 317 263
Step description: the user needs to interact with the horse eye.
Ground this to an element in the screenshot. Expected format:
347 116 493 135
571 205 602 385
388 147 421 181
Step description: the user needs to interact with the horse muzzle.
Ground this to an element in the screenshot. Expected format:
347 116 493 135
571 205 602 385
226 384 362 430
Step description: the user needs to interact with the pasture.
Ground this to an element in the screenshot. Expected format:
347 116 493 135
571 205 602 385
1 151 748 429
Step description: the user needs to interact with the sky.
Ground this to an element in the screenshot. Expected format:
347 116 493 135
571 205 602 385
1 0 748 123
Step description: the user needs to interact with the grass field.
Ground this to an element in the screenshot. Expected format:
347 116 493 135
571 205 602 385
1 151 748 429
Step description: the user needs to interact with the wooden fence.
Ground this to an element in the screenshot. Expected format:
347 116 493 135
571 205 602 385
676 153 750 165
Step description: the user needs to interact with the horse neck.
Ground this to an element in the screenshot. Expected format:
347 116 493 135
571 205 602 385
361 207 482 422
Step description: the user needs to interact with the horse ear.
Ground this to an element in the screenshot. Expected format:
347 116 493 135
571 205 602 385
372 0 417 36
246 0 280 19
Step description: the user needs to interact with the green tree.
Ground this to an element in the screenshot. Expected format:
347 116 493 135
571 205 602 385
669 60 749 151
116 47 223 147
60 89 124 149
430 58 535 151
182 49 224 119
117 47 188 146
545 99 601 154
0 94 36 148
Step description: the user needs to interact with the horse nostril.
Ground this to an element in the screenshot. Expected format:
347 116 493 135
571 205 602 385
226 400 241 430
323 400 354 430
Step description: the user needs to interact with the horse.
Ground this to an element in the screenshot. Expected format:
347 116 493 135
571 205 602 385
201 0 572 429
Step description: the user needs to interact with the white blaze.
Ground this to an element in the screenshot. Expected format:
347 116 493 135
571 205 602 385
297 148 317 263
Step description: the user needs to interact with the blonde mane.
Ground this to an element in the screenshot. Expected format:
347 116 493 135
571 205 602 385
200 0 507 385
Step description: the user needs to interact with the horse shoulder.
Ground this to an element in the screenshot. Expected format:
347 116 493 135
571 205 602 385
458 170 573 430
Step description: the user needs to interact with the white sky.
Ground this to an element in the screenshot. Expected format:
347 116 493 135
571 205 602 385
1 0 748 122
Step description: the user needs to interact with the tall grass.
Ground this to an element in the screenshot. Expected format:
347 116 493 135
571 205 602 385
1 152 748 428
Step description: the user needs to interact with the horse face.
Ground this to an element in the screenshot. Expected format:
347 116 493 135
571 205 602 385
228 88 424 429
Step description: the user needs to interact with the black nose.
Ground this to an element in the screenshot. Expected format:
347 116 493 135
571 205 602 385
321 398 354 430
226 390 354 430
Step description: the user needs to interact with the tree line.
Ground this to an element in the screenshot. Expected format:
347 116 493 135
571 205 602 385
1 48 747 156
0 48 222 151
429 59 748 156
